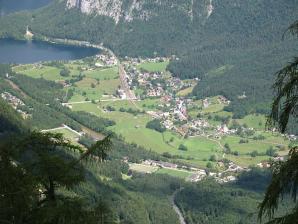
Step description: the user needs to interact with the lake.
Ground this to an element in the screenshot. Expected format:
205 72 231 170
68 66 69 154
0 39 99 64
0 0 52 16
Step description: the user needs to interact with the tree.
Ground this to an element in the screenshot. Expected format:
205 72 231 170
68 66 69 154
206 162 213 169
266 21 298 133
250 150 259 157
178 144 188 151
266 146 278 157
0 131 113 224
224 143 231 153
146 119 166 133
209 154 218 162
259 21 298 224
60 68 70 77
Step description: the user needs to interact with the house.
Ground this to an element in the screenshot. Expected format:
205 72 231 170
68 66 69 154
117 89 127 99
203 98 209 108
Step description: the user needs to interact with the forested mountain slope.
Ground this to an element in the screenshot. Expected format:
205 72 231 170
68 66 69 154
0 96 286 224
0 0 297 119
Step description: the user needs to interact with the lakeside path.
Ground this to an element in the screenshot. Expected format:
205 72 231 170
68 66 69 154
171 188 186 224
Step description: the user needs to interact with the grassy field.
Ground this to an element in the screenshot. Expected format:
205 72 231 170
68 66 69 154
207 64 234 77
71 102 223 167
14 63 119 103
220 133 289 166
137 61 169 72
136 98 161 111
13 65 65 81
221 135 271 155
237 114 266 130
177 86 194 97
156 168 193 179
129 163 158 173
202 104 225 114
68 77 120 102
49 128 80 143
84 67 118 80
225 154 270 167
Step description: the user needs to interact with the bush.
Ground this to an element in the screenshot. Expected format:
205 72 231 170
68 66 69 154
206 162 214 169
253 135 266 140
233 151 239 156
239 139 249 144
146 119 166 133
250 150 259 157
178 144 188 151
209 154 218 162
266 147 278 157
106 106 116 111
60 68 70 77
224 143 231 153
162 152 172 158
119 107 126 112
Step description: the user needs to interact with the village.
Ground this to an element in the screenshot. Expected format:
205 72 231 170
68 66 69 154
116 56 243 140
1 91 31 119
7 49 296 181
126 157 245 184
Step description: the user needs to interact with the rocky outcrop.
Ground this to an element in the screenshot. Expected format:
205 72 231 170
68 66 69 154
66 0 214 24
67 0 123 23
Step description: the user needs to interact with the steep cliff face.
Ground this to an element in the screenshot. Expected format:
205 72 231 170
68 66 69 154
66 0 214 24
66 0 123 23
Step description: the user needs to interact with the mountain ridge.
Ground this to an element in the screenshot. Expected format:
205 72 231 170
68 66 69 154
66 0 213 24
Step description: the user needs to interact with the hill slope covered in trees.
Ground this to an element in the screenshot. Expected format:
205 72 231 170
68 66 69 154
0 0 297 119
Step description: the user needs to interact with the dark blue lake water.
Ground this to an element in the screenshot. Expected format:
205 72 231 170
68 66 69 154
0 39 99 64
0 0 52 16
0 1 99 64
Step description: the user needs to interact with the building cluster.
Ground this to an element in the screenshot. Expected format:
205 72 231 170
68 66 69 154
218 95 230 105
122 58 266 140
142 159 178 169
187 119 210 136
123 56 169 65
131 159 244 183
95 53 117 67
123 59 190 99
1 92 30 118
116 88 127 99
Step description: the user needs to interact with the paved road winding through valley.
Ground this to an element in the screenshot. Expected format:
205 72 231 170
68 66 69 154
171 188 186 224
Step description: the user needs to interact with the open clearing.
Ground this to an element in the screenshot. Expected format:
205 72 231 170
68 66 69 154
156 168 193 179
137 61 169 72
129 163 158 173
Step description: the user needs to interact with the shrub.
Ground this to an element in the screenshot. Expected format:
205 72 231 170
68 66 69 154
146 119 166 133
209 154 218 162
60 68 70 77
178 144 188 151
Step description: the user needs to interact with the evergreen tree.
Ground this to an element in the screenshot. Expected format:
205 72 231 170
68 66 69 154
259 21 298 224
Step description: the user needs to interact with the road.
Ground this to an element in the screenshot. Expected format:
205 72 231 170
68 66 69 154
41 124 82 136
171 188 186 224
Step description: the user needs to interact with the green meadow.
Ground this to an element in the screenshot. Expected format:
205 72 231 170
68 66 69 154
156 168 193 179
71 102 224 167
137 61 169 72
15 60 291 169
